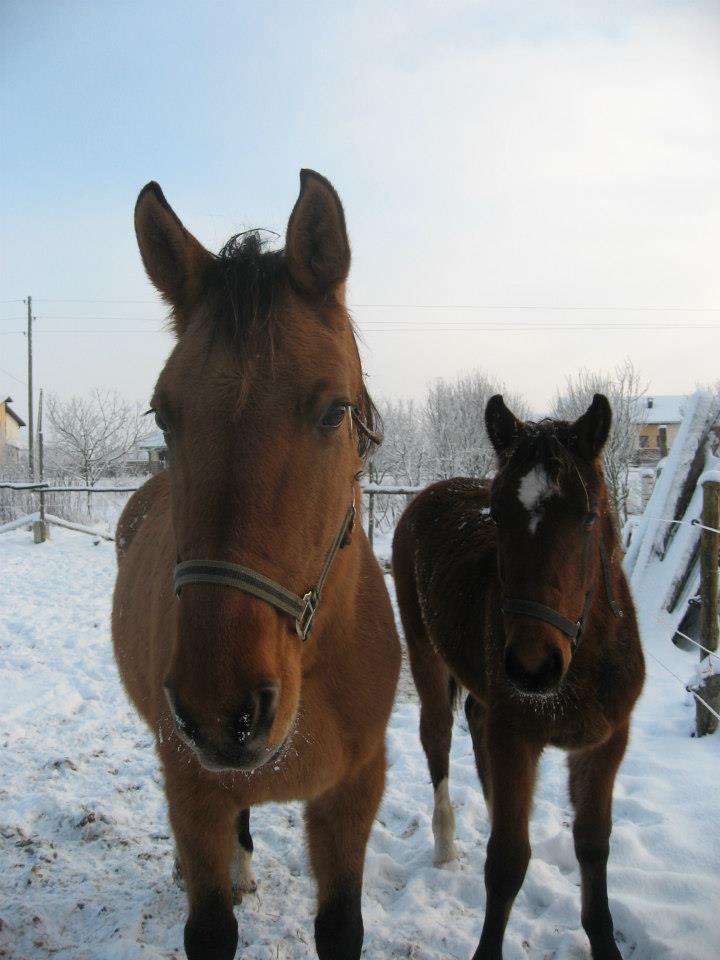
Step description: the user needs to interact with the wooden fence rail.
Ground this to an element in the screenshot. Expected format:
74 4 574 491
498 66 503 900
0 480 424 547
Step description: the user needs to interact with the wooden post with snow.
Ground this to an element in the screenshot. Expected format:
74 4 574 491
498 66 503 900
695 478 720 736
367 464 375 548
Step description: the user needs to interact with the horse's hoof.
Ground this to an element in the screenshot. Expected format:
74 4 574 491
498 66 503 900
433 839 459 865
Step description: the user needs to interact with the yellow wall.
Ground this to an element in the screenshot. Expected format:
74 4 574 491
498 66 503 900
638 422 680 451
0 403 23 465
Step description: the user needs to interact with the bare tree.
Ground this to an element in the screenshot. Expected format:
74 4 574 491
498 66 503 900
371 398 426 486
47 389 148 511
424 371 531 480
552 359 646 522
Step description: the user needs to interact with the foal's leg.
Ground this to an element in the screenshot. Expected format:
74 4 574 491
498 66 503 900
464 694 491 810
232 808 257 896
172 807 256 899
395 549 458 864
568 723 629 960
405 635 458 862
474 724 541 960
305 747 386 960
167 781 240 960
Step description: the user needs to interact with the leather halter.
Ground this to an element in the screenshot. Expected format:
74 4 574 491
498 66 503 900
501 540 623 652
174 503 355 641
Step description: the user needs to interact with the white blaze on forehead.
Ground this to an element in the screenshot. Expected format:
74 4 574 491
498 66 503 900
517 466 560 534
518 466 554 511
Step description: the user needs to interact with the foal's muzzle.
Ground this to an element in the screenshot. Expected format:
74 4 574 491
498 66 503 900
163 680 282 771
504 643 565 694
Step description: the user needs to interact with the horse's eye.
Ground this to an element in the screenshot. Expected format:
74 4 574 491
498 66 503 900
319 403 348 432
154 411 169 434
583 511 598 527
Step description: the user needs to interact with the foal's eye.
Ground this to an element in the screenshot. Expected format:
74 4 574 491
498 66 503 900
319 403 348 432
154 411 169 434
583 511 598 527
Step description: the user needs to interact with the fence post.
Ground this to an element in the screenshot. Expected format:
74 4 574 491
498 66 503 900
367 464 375 548
695 479 720 736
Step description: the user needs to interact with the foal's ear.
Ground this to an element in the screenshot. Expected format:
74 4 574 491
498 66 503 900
485 394 523 455
285 169 351 298
569 394 612 460
134 182 213 330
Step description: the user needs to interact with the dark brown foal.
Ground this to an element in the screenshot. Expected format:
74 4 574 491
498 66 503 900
393 394 645 960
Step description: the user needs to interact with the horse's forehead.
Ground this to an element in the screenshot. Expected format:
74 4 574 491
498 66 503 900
516 465 561 511
156 311 357 407
508 463 563 536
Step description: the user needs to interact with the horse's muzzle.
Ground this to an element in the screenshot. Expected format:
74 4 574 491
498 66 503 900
163 680 282 771
504 643 565 695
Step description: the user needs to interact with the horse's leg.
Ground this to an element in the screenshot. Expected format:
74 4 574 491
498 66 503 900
397 573 457 863
167 783 240 960
464 693 491 810
232 808 257 896
568 723 629 960
305 746 385 960
474 724 541 960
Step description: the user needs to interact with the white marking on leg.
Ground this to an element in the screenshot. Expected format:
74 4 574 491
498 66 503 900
231 843 257 898
432 777 458 865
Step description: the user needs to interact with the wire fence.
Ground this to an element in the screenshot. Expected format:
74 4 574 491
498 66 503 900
2 477 718 730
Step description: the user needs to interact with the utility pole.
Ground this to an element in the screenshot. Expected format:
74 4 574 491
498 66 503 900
26 295 34 479
33 388 49 544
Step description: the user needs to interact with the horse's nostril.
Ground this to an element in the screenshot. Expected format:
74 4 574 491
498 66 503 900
233 683 279 744
504 645 564 693
163 682 201 742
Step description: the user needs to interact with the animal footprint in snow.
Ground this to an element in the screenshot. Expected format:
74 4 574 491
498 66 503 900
401 817 420 839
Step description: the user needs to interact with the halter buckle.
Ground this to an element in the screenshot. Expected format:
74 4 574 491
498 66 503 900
296 591 318 640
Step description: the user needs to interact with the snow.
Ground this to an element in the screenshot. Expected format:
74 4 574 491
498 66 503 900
1 525 720 959
634 395 687 426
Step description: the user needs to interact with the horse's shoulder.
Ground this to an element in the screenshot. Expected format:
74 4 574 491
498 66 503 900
115 472 170 560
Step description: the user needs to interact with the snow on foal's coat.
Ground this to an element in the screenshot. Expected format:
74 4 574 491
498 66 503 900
112 171 400 960
392 394 645 960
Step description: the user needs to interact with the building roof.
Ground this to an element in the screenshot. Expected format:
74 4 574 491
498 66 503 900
138 430 167 450
2 396 26 428
634 395 687 426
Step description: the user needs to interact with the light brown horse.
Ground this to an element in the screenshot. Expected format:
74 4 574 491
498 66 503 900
112 171 400 960
392 395 645 960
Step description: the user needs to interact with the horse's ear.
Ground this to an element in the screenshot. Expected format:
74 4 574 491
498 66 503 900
568 393 612 460
134 182 213 331
285 169 351 298
485 394 523 455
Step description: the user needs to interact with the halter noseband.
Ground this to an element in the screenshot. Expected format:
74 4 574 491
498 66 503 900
501 540 623 652
173 502 355 641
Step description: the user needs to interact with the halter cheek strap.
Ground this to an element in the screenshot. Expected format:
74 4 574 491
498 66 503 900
501 540 623 652
173 503 356 641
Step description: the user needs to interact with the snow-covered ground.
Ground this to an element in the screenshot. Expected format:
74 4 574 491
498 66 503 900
1 525 719 959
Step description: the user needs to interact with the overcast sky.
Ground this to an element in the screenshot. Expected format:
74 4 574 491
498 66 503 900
1 0 719 423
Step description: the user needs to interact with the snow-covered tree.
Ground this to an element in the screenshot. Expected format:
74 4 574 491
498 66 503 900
47 389 148 507
424 371 530 480
552 360 646 522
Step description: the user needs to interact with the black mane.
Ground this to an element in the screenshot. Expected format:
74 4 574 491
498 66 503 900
210 230 285 351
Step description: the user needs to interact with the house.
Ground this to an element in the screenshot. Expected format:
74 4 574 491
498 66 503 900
0 396 26 467
635 395 686 461
138 430 167 473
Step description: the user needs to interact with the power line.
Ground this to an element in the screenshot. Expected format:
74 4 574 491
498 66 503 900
353 304 720 312
0 364 26 386
4 297 720 311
